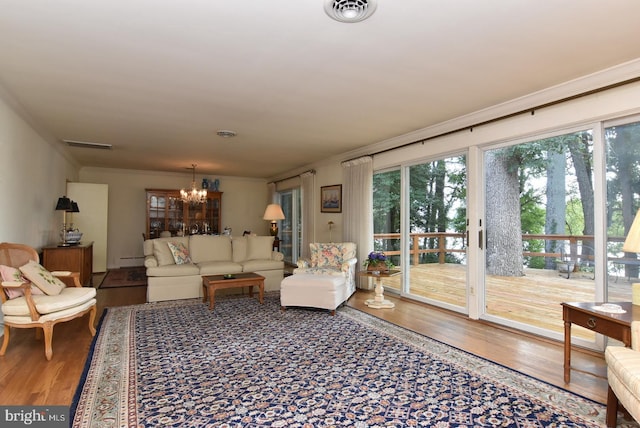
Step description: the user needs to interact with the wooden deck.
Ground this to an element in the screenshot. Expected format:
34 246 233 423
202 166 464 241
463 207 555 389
375 263 633 341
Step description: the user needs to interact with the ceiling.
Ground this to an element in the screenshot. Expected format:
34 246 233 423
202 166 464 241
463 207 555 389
2 1 640 179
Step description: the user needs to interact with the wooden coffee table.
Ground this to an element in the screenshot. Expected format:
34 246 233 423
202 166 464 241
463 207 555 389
202 272 265 310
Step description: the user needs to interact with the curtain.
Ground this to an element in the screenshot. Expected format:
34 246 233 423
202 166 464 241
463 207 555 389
300 171 315 260
342 156 373 289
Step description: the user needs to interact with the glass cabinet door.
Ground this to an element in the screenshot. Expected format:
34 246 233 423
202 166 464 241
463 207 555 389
167 196 183 236
148 194 167 239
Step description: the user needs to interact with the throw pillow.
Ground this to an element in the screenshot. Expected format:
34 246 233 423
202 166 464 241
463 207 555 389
315 243 344 268
167 241 192 265
247 236 274 260
0 265 44 299
19 260 66 296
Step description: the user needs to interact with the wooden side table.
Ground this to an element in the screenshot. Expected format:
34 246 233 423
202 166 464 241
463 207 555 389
561 301 639 383
359 269 400 309
42 242 93 286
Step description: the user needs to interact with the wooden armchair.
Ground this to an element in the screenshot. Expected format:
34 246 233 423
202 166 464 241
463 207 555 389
0 242 97 360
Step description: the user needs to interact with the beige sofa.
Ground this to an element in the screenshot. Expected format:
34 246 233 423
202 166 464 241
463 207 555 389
143 235 284 302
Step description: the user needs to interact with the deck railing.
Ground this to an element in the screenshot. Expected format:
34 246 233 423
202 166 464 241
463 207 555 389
373 232 636 269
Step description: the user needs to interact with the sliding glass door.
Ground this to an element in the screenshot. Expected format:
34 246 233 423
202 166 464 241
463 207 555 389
405 156 467 310
483 130 598 338
372 155 467 312
372 169 401 293
278 189 301 264
605 118 640 302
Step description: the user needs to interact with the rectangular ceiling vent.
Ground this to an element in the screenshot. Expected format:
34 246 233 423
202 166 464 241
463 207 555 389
64 139 112 150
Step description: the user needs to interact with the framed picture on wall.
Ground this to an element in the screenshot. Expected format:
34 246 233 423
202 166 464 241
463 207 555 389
321 185 342 213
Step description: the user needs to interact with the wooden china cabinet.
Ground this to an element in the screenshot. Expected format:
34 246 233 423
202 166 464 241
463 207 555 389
145 189 222 239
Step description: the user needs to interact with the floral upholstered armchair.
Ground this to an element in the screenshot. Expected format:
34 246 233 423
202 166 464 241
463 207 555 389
294 242 358 295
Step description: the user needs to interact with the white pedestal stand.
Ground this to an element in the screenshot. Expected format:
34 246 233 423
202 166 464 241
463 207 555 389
361 270 399 309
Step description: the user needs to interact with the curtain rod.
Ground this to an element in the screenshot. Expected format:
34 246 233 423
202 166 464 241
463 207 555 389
269 169 315 185
342 75 640 163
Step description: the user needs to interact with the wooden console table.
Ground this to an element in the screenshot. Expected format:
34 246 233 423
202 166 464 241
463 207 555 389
42 242 93 286
562 301 640 383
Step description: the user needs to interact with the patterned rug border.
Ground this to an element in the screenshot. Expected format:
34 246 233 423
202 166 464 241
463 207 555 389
70 294 631 427
339 305 602 406
341 307 606 414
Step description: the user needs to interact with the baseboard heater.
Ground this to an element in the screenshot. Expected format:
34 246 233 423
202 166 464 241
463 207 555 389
119 256 145 268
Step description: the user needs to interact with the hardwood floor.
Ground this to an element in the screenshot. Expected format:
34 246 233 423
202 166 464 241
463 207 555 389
0 278 609 408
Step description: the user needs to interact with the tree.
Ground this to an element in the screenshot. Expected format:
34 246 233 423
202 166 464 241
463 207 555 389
545 150 566 269
485 149 524 276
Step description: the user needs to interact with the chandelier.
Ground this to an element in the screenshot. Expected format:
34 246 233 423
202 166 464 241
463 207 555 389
180 164 207 204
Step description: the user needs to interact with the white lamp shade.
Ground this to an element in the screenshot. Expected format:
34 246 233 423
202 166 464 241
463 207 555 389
263 204 285 221
623 209 640 253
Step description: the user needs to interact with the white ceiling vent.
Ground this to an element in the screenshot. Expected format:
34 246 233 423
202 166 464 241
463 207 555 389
324 0 377 23
64 139 112 150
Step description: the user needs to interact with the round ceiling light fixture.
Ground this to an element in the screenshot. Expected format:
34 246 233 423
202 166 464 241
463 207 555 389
216 130 237 138
324 0 377 23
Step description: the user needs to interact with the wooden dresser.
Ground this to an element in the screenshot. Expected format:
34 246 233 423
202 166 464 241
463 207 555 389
42 242 93 286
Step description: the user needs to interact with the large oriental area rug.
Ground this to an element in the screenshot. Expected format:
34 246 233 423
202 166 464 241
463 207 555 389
72 295 628 427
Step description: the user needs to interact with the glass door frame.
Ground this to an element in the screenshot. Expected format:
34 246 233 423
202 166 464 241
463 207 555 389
475 122 607 348
377 151 470 315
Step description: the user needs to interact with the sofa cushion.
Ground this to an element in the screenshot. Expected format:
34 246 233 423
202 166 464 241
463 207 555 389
232 237 248 262
198 261 243 276
242 259 284 272
167 241 192 265
146 263 200 277
19 260 66 296
190 235 232 264
247 236 274 260
153 237 190 266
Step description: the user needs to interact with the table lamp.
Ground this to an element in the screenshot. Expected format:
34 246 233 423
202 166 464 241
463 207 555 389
55 196 72 245
622 209 640 305
263 204 285 237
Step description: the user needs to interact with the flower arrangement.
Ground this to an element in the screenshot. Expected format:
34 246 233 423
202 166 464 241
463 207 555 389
363 251 394 271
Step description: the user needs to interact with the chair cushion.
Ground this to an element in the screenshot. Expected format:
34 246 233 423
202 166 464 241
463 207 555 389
167 241 192 265
19 260 66 296
293 266 343 276
3 298 96 325
2 286 96 317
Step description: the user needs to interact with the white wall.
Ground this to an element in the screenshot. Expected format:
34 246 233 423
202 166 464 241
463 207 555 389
79 167 270 269
0 89 79 249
